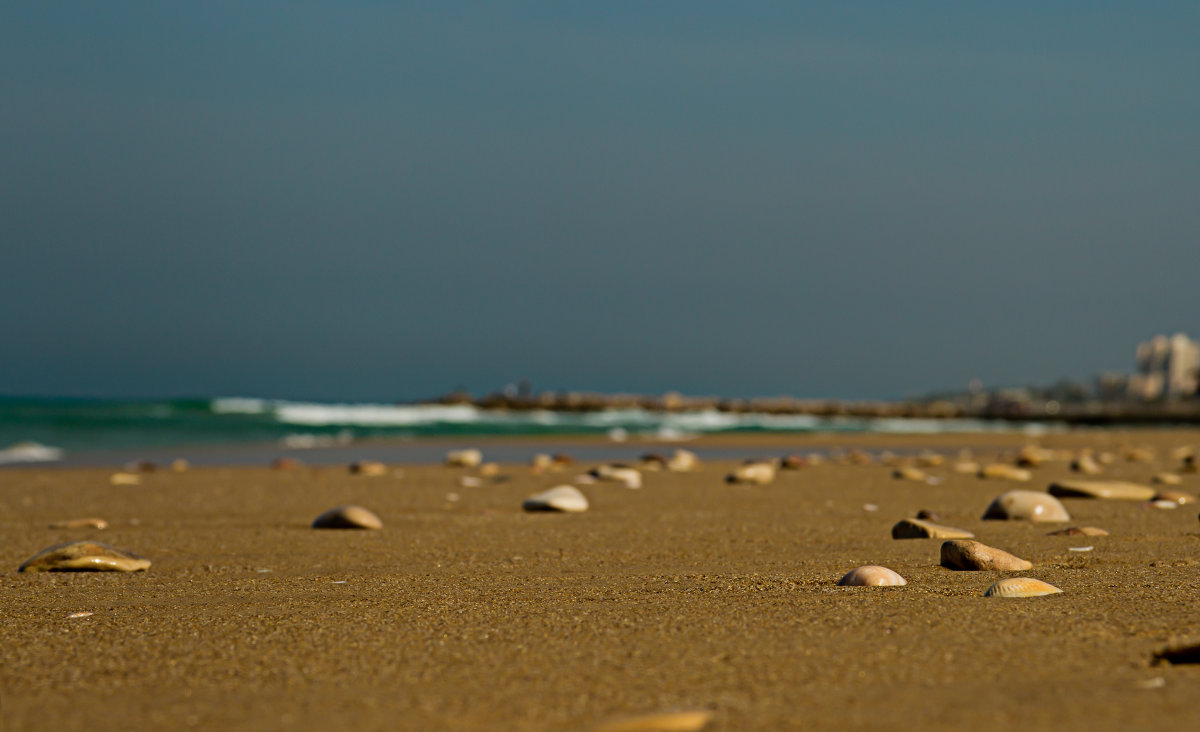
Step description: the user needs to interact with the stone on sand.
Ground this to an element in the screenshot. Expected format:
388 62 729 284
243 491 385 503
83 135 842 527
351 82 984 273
982 490 1070 522
1048 480 1156 501
940 539 1032 571
18 541 150 572
311 505 383 530
48 518 108 530
522 485 589 513
891 518 973 540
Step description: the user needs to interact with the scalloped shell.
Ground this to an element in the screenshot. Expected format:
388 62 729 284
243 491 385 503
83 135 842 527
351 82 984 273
311 505 383 530
522 485 589 513
984 577 1062 597
837 565 906 587
982 490 1070 522
18 541 150 573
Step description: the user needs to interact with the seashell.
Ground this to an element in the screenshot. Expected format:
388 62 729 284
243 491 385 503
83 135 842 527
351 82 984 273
530 453 554 472
590 464 643 489
170 459 190 472
1070 454 1102 475
478 462 500 477
348 460 387 477
1143 499 1178 510
915 451 944 468
311 505 383 530
1170 445 1195 461
1048 480 1155 501
19 541 150 573
639 453 667 470
1046 526 1108 537
725 462 775 485
67 611 94 618
953 461 981 474
779 454 808 470
271 457 302 470
551 453 575 467
1123 447 1155 463
982 490 1070 522
1153 490 1196 505
522 485 589 513
1155 641 1200 665
983 577 1062 598
977 464 1032 482
1152 473 1182 486
940 540 1032 571
666 449 698 472
109 472 141 486
892 466 927 482
459 476 483 488
916 509 941 521
1016 445 1051 467
594 709 714 732
891 518 973 540
48 517 108 530
124 459 157 473
444 449 483 468
837 565 906 587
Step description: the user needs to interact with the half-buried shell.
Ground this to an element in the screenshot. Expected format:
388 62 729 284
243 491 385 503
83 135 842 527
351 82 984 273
19 541 151 573
1048 480 1155 501
837 565 906 587
982 490 1070 522
983 577 1062 598
311 505 383 530
522 485 589 513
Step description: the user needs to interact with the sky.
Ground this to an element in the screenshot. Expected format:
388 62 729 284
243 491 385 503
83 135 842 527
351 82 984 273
2 2 1198 401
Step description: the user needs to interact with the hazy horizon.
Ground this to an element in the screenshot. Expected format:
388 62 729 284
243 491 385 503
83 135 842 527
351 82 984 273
3 4 1197 402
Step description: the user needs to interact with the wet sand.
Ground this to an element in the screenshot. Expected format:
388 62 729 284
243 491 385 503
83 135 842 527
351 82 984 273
2 430 1199 731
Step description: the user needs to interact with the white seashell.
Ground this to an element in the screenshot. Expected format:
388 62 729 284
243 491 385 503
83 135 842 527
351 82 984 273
983 577 1062 597
1068 546 1093 552
982 490 1070 522
666 449 699 472
48 518 108 530
311 505 383 530
67 611 94 618
444 449 483 468
522 485 589 513
837 565 906 587
725 462 776 485
1144 499 1178 510
590 465 642 489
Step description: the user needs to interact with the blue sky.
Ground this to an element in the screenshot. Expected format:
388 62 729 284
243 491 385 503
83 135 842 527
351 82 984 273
2 3 1197 400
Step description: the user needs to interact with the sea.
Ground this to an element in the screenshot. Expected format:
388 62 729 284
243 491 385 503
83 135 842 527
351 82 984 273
0 396 1049 467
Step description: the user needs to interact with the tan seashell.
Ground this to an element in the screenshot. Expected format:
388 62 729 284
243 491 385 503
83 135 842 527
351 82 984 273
48 518 108 530
916 509 941 521
1070 454 1102 475
19 541 150 573
311 505 383 530
271 457 303 470
837 565 906 587
940 540 1032 571
984 577 1062 597
594 709 715 732
1123 447 1155 463
891 518 973 540
109 472 141 486
725 462 775 485
982 490 1070 522
478 462 500 477
1152 473 1183 486
916 451 944 468
444 449 483 468
977 464 1032 482
1046 526 1109 537
953 461 981 474
522 485 589 513
1048 480 1155 501
348 460 388 477
170 459 190 472
590 464 643 489
779 454 808 469
530 453 554 471
1153 490 1196 505
892 466 927 482
666 449 698 472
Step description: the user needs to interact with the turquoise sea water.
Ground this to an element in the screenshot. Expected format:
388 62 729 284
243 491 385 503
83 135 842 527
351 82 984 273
0 396 1040 464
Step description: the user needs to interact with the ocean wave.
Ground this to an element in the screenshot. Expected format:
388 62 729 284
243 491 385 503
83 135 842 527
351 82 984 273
272 402 482 426
0 441 64 464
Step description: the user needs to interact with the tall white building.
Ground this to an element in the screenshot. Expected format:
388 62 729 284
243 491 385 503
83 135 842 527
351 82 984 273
1128 333 1199 400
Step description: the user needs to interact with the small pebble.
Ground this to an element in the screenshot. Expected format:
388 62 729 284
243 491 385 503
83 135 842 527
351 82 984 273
67 611 94 618
1068 546 1093 552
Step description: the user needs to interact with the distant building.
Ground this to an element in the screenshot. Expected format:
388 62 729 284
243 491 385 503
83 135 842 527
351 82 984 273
1127 333 1199 401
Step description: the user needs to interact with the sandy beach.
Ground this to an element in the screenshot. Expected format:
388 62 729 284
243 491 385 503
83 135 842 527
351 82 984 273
3 430 1199 731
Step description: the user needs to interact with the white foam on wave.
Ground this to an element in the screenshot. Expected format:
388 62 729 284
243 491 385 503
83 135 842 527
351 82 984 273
211 397 271 415
273 402 482 426
0 441 64 464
